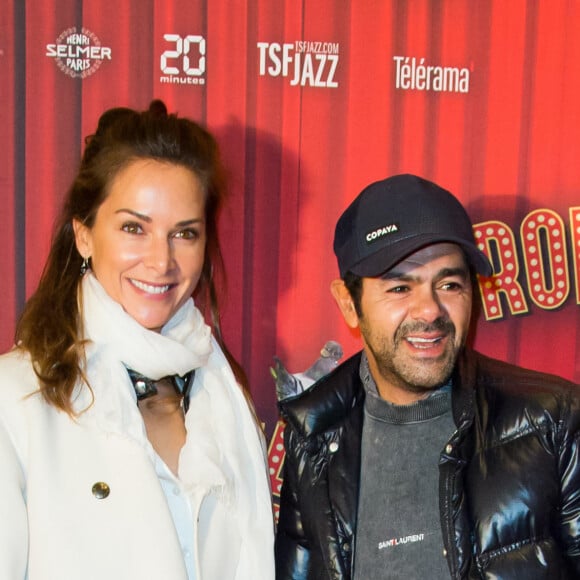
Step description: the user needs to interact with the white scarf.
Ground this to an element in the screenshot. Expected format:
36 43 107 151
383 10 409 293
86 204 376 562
81 271 213 379
78 273 275 578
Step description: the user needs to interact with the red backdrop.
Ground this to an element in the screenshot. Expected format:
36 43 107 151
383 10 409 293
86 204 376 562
2 1 580 438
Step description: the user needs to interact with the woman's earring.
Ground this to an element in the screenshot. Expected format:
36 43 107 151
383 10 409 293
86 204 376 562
80 257 90 276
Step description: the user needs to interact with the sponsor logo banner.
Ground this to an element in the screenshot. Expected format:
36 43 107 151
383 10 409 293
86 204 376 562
46 27 111 79
258 40 340 87
159 34 206 86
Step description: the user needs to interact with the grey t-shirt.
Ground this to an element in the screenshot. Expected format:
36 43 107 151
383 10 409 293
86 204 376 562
353 355 455 579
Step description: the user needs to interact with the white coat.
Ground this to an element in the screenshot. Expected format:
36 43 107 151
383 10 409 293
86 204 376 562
0 349 275 580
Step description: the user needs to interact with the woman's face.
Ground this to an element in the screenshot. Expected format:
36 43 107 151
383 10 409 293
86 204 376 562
74 158 207 332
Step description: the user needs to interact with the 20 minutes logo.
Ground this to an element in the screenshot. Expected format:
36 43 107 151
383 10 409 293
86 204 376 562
159 34 206 86
46 27 111 79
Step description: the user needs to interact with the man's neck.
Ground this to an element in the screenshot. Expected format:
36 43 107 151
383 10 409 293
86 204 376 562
362 352 447 405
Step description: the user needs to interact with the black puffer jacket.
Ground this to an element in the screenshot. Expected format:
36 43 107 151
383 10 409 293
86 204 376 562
275 349 580 579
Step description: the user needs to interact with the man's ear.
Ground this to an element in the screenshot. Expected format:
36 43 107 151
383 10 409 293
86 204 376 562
330 279 360 329
72 218 92 259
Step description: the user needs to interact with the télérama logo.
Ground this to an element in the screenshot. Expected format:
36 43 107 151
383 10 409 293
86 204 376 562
46 27 111 79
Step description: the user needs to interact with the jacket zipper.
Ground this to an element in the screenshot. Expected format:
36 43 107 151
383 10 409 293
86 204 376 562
440 428 460 579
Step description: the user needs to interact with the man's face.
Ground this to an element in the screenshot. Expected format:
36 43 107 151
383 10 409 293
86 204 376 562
333 243 473 404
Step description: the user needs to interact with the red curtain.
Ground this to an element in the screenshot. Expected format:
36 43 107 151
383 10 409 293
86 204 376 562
2 0 580 430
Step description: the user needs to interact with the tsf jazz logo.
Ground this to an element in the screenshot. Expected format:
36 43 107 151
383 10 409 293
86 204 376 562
258 41 339 87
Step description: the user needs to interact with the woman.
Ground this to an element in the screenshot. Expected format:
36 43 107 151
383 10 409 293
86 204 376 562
0 101 275 579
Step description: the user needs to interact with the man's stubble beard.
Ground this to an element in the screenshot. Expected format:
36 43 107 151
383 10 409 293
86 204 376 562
361 318 460 396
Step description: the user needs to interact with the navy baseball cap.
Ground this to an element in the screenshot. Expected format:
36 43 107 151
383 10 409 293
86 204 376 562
333 174 493 278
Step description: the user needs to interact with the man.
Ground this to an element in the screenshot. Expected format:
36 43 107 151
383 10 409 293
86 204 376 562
275 174 580 579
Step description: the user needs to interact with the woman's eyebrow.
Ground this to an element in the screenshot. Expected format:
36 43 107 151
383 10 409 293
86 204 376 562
114 209 204 227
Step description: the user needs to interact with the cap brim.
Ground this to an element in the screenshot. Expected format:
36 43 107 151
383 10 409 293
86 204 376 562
348 235 493 278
